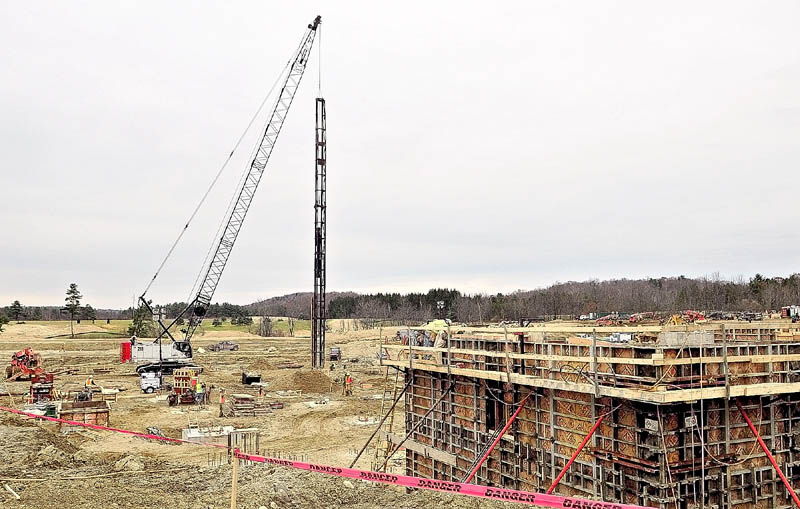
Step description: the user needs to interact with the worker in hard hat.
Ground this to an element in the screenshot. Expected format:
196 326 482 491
195 381 205 404
344 372 354 396
433 330 447 363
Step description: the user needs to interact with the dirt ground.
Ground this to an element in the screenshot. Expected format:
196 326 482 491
0 322 512 509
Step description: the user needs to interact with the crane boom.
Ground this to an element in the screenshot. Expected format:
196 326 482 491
141 15 321 351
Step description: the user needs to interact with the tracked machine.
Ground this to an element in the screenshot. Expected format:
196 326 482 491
6 347 44 381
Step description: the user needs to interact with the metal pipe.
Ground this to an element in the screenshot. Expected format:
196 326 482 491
547 408 609 494
735 399 800 508
377 383 453 472
463 391 532 484
348 378 412 468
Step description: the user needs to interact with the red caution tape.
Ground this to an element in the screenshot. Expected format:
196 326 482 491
1 405 650 509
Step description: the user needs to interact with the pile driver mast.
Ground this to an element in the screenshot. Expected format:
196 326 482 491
311 97 327 368
139 16 322 355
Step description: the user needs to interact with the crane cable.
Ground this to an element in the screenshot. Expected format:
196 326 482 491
184 28 314 303
317 22 322 96
140 31 309 301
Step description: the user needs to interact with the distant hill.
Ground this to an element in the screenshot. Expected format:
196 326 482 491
246 291 357 319
245 273 800 322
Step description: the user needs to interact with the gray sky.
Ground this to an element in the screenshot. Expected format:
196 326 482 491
2 1 799 308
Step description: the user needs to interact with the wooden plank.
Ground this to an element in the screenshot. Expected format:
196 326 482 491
379 431 458 466
382 359 800 403
383 344 800 367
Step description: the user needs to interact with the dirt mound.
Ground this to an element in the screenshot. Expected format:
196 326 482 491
268 369 332 393
247 358 275 371
114 455 145 472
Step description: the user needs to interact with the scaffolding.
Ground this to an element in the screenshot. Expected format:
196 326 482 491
381 321 800 508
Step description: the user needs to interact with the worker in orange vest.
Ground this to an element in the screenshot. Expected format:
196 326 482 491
345 372 353 396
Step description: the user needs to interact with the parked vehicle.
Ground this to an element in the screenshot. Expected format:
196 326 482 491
209 341 239 352
329 347 342 361
139 372 162 394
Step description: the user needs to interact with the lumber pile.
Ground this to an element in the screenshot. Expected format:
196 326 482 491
221 393 271 417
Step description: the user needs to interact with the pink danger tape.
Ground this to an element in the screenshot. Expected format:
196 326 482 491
0 405 650 509
0 405 228 449
236 451 651 509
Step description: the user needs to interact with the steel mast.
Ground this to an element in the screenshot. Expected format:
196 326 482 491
311 97 327 368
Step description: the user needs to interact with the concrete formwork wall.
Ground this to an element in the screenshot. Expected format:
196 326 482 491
403 369 800 508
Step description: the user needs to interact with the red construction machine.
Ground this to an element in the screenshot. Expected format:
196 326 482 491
30 373 55 403
6 348 44 381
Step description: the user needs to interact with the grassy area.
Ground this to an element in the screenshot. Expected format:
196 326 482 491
269 318 312 332
3 318 311 338
198 317 311 334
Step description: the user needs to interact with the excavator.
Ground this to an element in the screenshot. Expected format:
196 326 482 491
5 348 44 381
131 16 322 372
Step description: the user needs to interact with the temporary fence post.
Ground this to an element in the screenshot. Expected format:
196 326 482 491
231 448 239 509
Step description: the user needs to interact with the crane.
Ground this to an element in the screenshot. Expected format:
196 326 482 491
136 15 321 362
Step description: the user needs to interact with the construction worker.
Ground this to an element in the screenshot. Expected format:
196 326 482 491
195 381 205 404
85 376 96 389
345 372 353 396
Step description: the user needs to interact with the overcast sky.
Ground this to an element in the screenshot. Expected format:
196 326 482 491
1 1 799 308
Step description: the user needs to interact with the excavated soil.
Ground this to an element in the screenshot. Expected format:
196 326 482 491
0 323 517 509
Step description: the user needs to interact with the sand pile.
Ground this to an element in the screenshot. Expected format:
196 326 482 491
268 370 332 393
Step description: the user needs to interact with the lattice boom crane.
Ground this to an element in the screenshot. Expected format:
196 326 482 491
140 16 321 356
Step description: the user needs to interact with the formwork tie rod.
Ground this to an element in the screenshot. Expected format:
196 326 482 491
463 391 532 484
735 399 800 508
546 407 611 495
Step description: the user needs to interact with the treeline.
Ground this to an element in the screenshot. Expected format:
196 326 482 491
133 301 252 320
0 304 122 322
8 273 800 324
251 274 800 323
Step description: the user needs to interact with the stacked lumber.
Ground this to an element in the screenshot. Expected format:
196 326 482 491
222 393 271 417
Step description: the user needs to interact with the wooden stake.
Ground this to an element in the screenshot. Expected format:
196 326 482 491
4 484 20 500
230 448 239 509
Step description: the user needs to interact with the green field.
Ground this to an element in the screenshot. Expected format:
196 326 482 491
7 317 311 338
